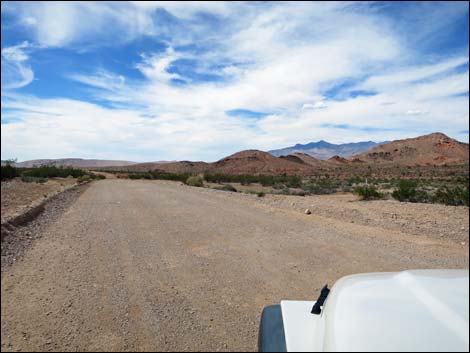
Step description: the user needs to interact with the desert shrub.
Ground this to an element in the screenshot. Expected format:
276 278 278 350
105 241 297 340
354 185 383 200
1 164 19 180
347 176 364 186
129 172 153 180
279 187 291 195
185 175 204 187
22 165 86 178
392 180 433 203
21 175 48 183
219 184 237 192
246 190 266 197
392 180 418 202
432 184 469 206
285 175 302 188
89 173 106 180
77 175 92 183
203 174 302 188
151 171 189 182
302 179 340 195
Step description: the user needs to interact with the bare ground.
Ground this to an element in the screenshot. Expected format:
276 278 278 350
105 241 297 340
1 179 468 352
1 178 77 224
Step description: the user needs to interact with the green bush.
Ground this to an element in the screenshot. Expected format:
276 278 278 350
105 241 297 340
21 175 48 183
22 165 86 178
91 174 106 180
354 185 384 200
185 175 204 187
129 172 153 180
219 184 237 192
77 175 92 183
392 180 418 202
1 164 19 180
203 174 303 188
256 191 265 197
302 179 341 195
151 171 189 182
432 185 469 206
285 175 302 188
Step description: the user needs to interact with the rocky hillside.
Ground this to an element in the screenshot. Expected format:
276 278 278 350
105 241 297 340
279 153 324 166
209 150 312 175
352 133 469 166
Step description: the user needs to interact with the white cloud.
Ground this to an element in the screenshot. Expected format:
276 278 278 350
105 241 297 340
406 110 428 116
0 93 258 161
1 2 469 161
302 101 327 110
1 41 30 61
135 48 181 82
359 56 469 91
69 70 126 92
1 42 34 89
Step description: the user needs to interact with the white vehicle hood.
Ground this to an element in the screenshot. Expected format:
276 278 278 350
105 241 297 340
281 269 469 352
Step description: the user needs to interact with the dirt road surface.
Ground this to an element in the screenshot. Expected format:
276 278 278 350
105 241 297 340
1 180 468 351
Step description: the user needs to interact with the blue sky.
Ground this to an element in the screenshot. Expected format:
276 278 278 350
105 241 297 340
1 1 469 162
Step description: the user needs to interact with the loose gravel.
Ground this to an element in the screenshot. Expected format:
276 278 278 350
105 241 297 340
1 180 468 351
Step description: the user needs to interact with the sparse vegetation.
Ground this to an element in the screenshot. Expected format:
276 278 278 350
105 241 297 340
185 175 204 187
93 174 106 180
115 168 469 207
203 174 303 187
433 183 469 206
77 175 92 183
1 162 108 184
391 179 469 206
20 176 48 183
1 164 19 180
302 179 342 195
392 180 427 203
354 184 384 200
129 172 153 180
22 165 86 178
217 184 237 192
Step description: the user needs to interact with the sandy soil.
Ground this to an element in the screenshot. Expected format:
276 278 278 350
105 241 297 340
255 192 469 244
1 179 468 352
1 178 77 224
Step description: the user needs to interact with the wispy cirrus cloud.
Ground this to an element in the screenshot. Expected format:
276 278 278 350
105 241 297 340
1 1 469 161
1 41 34 90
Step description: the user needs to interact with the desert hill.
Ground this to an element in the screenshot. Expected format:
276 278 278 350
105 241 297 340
352 133 469 166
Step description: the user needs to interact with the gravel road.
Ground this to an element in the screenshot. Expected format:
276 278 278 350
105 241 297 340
1 179 468 351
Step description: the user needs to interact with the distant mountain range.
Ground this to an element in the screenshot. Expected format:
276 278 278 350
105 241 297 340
12 158 138 168
269 140 387 159
4 133 468 176
114 133 468 176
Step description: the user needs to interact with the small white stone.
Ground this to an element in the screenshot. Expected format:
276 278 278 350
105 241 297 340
305 209 311 215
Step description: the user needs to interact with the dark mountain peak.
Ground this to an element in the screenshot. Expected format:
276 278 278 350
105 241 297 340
269 139 385 159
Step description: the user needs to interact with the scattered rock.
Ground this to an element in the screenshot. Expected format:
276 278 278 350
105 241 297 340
304 209 311 215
